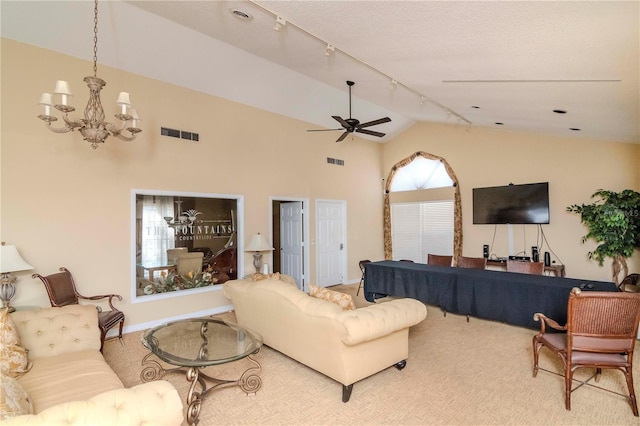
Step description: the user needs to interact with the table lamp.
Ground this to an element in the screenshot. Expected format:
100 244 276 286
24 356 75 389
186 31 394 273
245 233 273 273
1 242 34 312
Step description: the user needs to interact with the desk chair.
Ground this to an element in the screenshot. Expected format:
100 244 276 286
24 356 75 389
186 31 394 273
456 256 487 269
427 254 453 267
533 288 640 416
506 260 544 275
33 267 124 352
356 260 371 296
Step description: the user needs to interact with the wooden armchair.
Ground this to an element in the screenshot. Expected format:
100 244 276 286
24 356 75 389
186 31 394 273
427 254 453 267
506 260 544 275
32 267 124 352
456 256 486 269
533 287 640 416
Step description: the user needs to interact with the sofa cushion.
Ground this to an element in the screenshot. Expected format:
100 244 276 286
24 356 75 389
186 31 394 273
308 284 356 310
0 371 33 420
0 309 31 378
17 349 123 413
2 381 184 426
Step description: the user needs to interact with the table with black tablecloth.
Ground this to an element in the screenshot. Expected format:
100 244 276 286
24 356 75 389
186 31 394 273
364 260 617 329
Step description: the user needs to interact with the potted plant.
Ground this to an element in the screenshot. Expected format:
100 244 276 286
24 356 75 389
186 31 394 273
567 189 640 288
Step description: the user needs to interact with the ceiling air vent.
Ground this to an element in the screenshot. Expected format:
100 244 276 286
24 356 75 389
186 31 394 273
161 127 199 142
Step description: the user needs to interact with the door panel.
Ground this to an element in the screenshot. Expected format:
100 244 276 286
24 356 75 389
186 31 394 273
280 201 303 290
316 200 345 287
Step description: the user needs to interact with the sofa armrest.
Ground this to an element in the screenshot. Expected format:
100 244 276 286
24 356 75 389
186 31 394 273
3 381 184 426
338 298 427 345
11 305 101 359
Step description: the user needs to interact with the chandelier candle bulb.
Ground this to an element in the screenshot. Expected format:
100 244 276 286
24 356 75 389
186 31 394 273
54 80 72 105
39 93 53 115
116 92 132 114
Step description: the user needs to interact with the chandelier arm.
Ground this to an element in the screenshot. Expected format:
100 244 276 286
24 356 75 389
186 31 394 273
42 121 76 134
60 113 85 130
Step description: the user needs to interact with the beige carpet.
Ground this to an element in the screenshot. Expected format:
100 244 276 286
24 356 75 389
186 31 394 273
103 284 640 425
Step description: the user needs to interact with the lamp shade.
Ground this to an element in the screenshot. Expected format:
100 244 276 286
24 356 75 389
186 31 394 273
245 233 273 252
1 245 33 273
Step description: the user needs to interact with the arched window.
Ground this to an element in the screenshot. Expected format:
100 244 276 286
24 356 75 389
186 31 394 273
383 152 462 262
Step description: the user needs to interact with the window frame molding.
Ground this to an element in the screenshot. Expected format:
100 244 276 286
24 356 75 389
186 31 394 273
383 151 462 262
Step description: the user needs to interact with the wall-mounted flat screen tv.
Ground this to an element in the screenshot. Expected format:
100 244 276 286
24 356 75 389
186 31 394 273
473 182 550 224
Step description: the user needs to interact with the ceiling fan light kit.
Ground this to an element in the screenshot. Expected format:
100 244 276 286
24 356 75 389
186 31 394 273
308 80 391 142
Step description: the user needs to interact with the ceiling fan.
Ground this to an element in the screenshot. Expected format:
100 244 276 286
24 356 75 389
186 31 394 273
308 80 391 142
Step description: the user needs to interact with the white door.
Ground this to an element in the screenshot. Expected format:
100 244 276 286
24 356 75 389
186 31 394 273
316 200 346 287
280 201 303 290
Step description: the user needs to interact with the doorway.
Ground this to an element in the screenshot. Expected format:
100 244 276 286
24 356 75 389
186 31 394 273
271 197 309 291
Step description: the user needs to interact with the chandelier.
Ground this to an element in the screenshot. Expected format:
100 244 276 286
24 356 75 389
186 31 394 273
164 201 201 229
37 0 141 149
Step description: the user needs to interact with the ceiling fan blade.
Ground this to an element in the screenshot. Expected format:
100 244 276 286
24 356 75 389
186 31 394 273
332 115 350 128
306 128 343 132
358 117 391 128
355 128 386 138
336 131 349 142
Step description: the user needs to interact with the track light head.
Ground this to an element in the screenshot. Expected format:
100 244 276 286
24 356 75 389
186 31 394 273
325 43 335 57
274 15 286 31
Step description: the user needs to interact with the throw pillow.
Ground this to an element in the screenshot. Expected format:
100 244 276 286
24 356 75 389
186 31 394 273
252 272 282 282
308 284 356 310
0 371 33 419
0 309 31 378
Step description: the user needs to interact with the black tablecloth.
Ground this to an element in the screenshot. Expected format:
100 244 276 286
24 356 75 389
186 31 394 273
364 260 617 329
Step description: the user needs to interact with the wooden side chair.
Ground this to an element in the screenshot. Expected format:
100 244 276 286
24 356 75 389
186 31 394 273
427 254 453 267
32 267 125 352
456 256 486 269
356 260 371 296
533 287 640 416
506 260 544 275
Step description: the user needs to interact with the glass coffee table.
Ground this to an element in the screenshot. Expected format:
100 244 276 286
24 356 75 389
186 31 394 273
141 318 263 425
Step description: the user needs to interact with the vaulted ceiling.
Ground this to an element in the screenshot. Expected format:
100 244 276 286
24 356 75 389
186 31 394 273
2 1 638 143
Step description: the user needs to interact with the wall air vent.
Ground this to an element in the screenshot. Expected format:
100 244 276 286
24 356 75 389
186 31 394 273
161 127 199 142
326 157 345 166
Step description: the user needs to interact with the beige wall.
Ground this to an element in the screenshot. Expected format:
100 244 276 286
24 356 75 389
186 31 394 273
2 39 639 333
383 122 639 282
1 40 385 331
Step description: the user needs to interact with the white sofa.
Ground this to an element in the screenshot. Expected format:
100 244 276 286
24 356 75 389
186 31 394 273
2 305 184 425
223 277 427 402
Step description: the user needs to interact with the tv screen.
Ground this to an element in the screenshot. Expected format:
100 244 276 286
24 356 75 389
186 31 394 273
473 182 550 224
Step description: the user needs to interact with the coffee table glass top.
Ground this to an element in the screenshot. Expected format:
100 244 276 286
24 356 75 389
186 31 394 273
142 318 262 368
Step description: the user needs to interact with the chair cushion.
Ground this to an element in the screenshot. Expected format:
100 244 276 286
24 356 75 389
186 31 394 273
98 310 125 330
0 310 31 378
539 332 566 352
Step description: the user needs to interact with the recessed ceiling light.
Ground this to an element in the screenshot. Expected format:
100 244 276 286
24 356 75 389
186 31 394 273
471 105 480 109
495 122 504 125
570 128 581 131
229 9 253 21
553 109 567 114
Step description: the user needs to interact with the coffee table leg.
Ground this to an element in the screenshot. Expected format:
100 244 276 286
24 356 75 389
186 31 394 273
238 351 262 395
186 367 203 426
